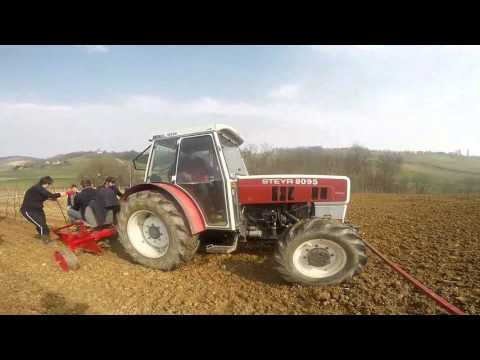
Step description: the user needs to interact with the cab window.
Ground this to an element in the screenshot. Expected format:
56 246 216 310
176 135 228 226
148 138 178 183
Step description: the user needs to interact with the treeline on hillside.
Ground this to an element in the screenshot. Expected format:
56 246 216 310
241 145 480 194
75 145 479 194
241 145 403 193
78 156 143 188
49 150 139 162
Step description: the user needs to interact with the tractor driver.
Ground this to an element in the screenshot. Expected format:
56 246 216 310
176 154 225 224
177 154 212 183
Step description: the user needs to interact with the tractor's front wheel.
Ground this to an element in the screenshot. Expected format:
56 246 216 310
274 219 367 286
117 191 199 270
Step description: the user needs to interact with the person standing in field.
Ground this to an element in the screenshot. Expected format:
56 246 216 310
20 176 70 244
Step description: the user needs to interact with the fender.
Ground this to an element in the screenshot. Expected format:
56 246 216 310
122 183 206 235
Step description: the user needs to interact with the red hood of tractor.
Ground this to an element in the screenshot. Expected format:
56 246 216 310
237 175 350 205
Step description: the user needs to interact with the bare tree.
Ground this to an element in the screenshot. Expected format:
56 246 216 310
80 156 130 187
375 152 403 193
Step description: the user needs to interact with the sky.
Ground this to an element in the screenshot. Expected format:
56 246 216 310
0 45 479 158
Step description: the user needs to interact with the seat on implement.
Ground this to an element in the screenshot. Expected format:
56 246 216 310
84 201 114 228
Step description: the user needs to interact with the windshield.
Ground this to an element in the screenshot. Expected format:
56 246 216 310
148 138 178 182
219 135 248 178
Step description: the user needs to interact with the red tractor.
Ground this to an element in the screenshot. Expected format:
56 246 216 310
115 124 367 286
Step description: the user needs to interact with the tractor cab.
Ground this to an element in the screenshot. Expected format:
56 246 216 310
133 124 247 229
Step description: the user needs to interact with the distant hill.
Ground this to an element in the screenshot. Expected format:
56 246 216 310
0 151 139 168
0 156 41 170
47 150 139 162
0 151 140 188
0 155 41 164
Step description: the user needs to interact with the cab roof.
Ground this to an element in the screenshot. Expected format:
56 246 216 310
151 124 244 145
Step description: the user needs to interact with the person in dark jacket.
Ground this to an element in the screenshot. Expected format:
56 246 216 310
91 176 123 226
104 176 123 198
20 176 67 243
66 184 78 208
68 179 96 222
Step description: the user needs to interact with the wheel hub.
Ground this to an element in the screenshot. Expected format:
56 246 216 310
148 224 162 239
142 216 168 249
307 247 331 267
127 210 170 258
292 239 347 279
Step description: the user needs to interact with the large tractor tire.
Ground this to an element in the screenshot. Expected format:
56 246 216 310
274 218 367 286
117 191 200 270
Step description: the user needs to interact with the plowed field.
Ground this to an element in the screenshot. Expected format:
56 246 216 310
0 193 478 314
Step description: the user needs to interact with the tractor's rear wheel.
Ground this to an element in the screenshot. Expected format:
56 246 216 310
117 191 199 270
274 218 367 286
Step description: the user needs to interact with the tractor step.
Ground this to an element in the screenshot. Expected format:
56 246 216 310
205 235 238 254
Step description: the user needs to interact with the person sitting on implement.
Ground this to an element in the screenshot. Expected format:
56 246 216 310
93 176 122 226
66 184 78 209
67 179 96 223
99 176 122 202
20 176 68 244
109 177 123 198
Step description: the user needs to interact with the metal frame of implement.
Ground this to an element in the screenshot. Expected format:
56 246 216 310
52 221 117 271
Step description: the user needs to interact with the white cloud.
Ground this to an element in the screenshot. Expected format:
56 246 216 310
310 45 343 52
2 89 480 158
443 45 480 52
311 45 480 54
269 84 301 100
311 45 383 52
352 45 383 50
125 95 174 113
0 102 72 112
77 45 110 53
0 96 334 157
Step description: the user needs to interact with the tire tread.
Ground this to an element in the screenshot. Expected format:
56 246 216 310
117 191 199 270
